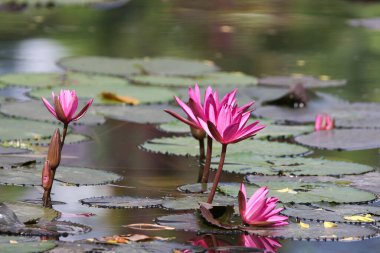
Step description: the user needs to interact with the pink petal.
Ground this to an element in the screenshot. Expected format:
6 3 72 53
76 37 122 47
198 118 215 140
41 97 57 118
175 96 198 123
206 120 224 143
222 122 240 143
165 110 199 128
72 98 93 121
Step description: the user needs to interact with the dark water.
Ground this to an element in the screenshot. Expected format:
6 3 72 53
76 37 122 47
0 0 379 252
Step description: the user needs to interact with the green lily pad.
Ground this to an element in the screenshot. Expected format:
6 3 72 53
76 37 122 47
31 220 91 236
295 129 380 151
217 154 374 176
129 75 195 87
0 72 62 88
141 57 218 77
329 103 380 129
218 181 376 204
80 196 163 209
0 236 56 253
140 136 310 157
0 156 35 168
157 121 190 133
0 146 29 155
0 165 122 186
0 100 105 125
4 202 59 223
283 203 380 224
94 104 181 124
162 194 237 211
178 183 212 194
58 56 143 76
258 75 346 89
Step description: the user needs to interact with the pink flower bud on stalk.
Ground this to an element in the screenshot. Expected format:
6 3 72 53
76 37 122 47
47 129 61 171
314 113 334 131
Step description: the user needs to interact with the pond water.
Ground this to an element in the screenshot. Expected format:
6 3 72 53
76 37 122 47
0 0 379 252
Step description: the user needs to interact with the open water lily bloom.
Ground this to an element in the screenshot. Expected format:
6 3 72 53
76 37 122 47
314 113 334 131
238 183 288 227
42 90 93 125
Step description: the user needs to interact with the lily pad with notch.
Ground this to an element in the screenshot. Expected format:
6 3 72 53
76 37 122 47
0 145 29 155
0 165 122 186
140 136 310 157
218 181 376 204
217 154 374 176
283 203 380 224
0 100 105 125
0 236 56 253
258 75 346 89
162 194 236 211
0 72 62 88
80 196 163 209
295 129 380 151
3 202 59 223
0 155 35 168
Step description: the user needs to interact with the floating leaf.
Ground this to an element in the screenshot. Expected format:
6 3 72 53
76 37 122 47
199 202 237 229
162 194 236 211
157 121 190 134
218 181 376 204
344 215 374 223
80 196 163 209
177 183 212 194
258 75 346 89
0 236 56 253
58 56 143 76
140 136 309 157
299 221 310 229
129 75 194 87
0 146 29 155
95 104 181 124
48 241 113 253
4 202 59 223
97 234 172 244
324 222 338 228
29 79 175 105
0 100 105 125
218 154 374 176
141 57 218 77
0 73 62 88
101 92 140 105
0 156 35 168
123 223 175 231
0 165 122 186
31 220 91 236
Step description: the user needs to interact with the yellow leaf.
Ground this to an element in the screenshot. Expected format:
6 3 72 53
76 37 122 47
323 221 337 228
299 221 310 229
319 75 330 81
341 237 355 241
101 92 140 105
9 240 18 244
276 188 297 194
343 214 374 223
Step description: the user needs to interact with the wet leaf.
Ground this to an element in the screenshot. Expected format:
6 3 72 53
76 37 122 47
0 236 56 253
140 136 310 157
0 165 122 186
162 195 236 211
0 146 29 155
199 202 237 229
0 72 62 88
343 215 374 223
299 221 310 229
31 220 91 236
80 196 163 208
0 155 35 168
97 234 173 244
157 121 190 134
218 154 374 176
0 100 105 125
4 202 59 223
324 222 338 228
123 223 175 231
101 92 140 105
258 75 346 89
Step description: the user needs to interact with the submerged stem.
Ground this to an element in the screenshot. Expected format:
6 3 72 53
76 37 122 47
201 136 213 183
207 144 227 204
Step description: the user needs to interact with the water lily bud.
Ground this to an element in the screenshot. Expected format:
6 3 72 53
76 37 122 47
42 160 52 190
47 128 62 170
190 126 206 140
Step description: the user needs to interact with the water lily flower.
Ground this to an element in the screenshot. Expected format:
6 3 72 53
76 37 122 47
240 234 282 253
315 113 334 131
238 183 288 227
42 90 93 126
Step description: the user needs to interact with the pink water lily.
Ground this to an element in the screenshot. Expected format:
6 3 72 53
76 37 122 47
315 113 334 131
42 90 93 125
238 183 288 227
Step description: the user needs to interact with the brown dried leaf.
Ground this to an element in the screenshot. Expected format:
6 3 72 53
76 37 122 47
101 92 140 105
199 202 237 230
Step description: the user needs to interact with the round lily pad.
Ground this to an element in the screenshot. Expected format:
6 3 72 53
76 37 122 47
58 56 143 76
4 202 59 223
0 156 35 168
218 181 376 204
80 196 163 209
162 194 237 211
94 104 181 124
0 146 29 155
0 166 122 186
218 154 374 176
0 116 60 142
32 220 91 236
0 236 56 253
129 75 195 87
258 75 346 89
157 121 190 133
0 72 62 88
283 203 380 224
140 136 310 157
295 129 380 151
141 57 218 77
329 103 380 129
0 100 105 125
341 173 380 197
29 79 175 105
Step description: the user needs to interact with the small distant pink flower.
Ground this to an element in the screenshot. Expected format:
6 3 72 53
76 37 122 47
42 90 93 125
238 183 288 227
315 113 334 131
241 234 282 253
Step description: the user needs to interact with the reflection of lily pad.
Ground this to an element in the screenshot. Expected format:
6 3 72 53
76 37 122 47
0 156 35 168
140 136 310 157
0 236 56 253
295 129 380 151
29 80 175 105
4 202 59 223
259 75 346 88
80 196 163 208
58 56 143 76
141 57 218 77
218 154 374 176
218 181 376 204
0 100 105 125
283 203 380 224
0 166 122 186
95 104 181 124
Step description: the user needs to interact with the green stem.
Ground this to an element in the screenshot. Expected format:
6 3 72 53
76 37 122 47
201 136 213 183
207 144 227 204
